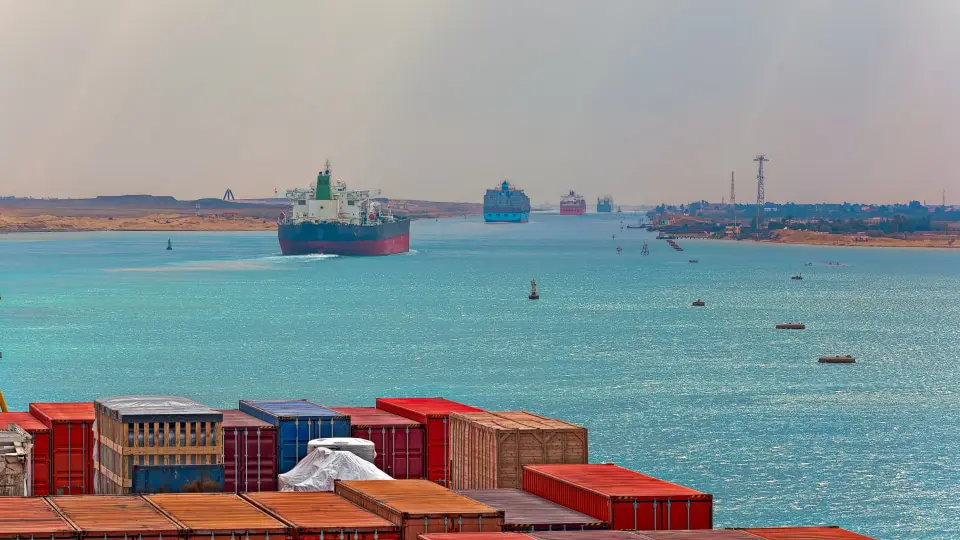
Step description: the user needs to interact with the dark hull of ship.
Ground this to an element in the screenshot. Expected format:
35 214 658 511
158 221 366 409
278 218 410 256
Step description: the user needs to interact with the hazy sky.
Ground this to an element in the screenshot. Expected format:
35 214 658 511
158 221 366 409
1 1 957 204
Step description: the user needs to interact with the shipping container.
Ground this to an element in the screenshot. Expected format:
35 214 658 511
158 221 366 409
522 464 712 531
132 464 225 493
244 491 400 540
29 402 95 495
0 497 74 539
634 532 760 539
528 532 645 540
420 535 533 540
239 400 350 474
145 493 290 540
0 424 31 496
457 489 605 532
736 527 876 540
450 412 587 490
335 479 504 540
0 411 51 496
219 409 278 493
376 398 483 486
332 406 425 478
94 396 223 495
49 495 183 540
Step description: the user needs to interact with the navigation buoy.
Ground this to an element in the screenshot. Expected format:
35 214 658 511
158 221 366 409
529 280 540 300
166 239 173 251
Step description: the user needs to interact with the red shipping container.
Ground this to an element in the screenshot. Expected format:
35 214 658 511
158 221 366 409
245 491 400 540
49 495 183 540
420 535 533 540
0 411 51 496
635 532 760 539
529 532 648 540
332 406 425 478
522 464 712 531
218 409 278 493
29 402 95 495
737 527 876 540
376 397 483 486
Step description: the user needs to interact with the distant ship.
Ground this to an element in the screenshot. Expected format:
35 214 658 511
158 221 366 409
597 196 614 213
560 191 586 215
277 161 410 256
483 180 531 223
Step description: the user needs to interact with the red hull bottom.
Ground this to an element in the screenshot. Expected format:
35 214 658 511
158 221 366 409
280 234 410 256
560 209 586 215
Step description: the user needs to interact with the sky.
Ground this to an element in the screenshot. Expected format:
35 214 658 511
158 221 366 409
1 1 958 205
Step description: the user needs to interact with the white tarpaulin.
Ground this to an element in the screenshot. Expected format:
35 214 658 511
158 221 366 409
308 437 376 464
278 447 392 492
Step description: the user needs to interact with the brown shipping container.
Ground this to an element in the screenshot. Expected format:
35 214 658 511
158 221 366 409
244 491 400 540
218 409 278 493
523 464 712 531
420 535 534 540
635 532 760 539
450 412 587 490
332 406 426 478
737 527 876 540
146 493 290 540
528 532 645 540
48 495 182 540
335 479 504 540
30 402 96 495
0 498 75 539
457 489 605 532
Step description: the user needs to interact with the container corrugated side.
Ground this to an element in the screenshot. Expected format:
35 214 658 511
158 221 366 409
635 532 762 539
244 491 400 540
335 479 503 540
420 535 534 540
522 464 712 531
375 398 483 486
450 411 587 490
145 493 290 540
218 409 278 493
0 498 74 539
457 489 606 532
736 527 876 540
332 407 425 479
0 411 51 496
29 402 95 496
528 532 646 540
239 400 350 474
48 495 183 540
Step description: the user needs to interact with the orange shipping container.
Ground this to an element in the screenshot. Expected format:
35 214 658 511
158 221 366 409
244 491 400 540
450 412 587 490
335 480 504 540
635 532 760 539
737 527 876 540
145 493 290 540
420 535 533 540
0 498 74 539
48 495 182 540
29 402 96 495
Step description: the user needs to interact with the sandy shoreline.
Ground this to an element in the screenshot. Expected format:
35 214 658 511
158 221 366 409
763 229 959 249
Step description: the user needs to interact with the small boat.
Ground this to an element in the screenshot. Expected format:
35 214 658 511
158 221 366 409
692 299 705 307
528 279 539 300
166 239 173 251
791 273 803 280
689 259 698 263
775 323 806 330
616 246 622 254
804 262 813 267
819 355 855 364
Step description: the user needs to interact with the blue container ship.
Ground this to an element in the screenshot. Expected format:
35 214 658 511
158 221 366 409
597 196 614 213
484 180 531 223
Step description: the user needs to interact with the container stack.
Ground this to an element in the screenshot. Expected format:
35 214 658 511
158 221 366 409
523 464 713 531
245 491 401 540
145 493 290 540
93 395 224 494
48 494 182 540
219 409 278 493
29 402 96 495
450 411 587 490
376 397 484 486
332 406 426 478
0 497 75 539
239 399 351 474
0 411 51 495
335 479 505 539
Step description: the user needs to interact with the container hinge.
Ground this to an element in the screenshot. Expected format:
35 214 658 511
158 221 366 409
373 531 378 540
424 517 429 532
653 500 658 531
667 499 671 530
687 499 691 529
633 499 638 530
458 516 463 531
444 516 449 532
339 531 344 540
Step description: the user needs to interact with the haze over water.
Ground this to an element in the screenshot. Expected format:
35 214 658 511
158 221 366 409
1 215 958 538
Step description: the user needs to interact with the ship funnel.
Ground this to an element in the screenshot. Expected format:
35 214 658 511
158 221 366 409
315 161 332 200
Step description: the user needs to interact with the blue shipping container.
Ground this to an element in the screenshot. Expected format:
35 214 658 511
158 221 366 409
131 464 225 494
238 400 351 474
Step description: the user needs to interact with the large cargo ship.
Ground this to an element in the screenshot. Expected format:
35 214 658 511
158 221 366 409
277 161 410 256
597 196 613 213
559 191 586 215
483 180 531 223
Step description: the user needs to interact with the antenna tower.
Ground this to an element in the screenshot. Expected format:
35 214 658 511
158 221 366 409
943 189 947 208
222 189 235 201
754 155 768 235
730 171 737 230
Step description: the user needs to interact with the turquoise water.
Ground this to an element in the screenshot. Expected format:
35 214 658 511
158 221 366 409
1 215 958 539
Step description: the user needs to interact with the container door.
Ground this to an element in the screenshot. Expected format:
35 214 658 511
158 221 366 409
393 425 424 479
223 428 241 493
424 416 449 485
52 422 92 495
